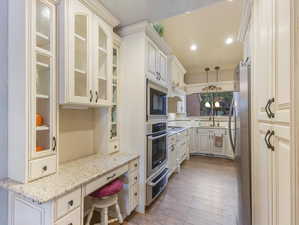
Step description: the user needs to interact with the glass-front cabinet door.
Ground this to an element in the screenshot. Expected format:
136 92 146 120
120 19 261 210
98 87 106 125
32 0 56 159
71 0 92 104
110 44 119 140
93 16 111 105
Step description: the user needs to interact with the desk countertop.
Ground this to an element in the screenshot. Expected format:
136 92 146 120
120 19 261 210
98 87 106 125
0 152 139 204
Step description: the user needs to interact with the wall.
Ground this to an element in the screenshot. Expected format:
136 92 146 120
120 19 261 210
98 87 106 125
0 0 8 224
59 108 98 164
185 68 235 84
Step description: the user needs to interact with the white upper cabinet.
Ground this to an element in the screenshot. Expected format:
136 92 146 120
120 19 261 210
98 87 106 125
168 56 186 90
146 39 168 87
33 0 57 160
8 0 58 183
58 0 113 107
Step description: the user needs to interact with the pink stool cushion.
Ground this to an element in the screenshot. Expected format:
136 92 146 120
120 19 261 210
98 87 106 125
90 179 124 198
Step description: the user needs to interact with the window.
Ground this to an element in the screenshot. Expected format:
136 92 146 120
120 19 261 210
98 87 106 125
187 91 233 117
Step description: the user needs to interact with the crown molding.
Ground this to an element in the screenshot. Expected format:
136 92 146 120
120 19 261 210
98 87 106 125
117 20 172 54
79 0 120 27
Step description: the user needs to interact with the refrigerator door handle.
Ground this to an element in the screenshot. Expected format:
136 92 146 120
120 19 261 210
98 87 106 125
228 97 235 153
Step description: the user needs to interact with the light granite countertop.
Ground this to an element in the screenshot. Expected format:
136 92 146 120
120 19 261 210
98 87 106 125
0 152 139 204
167 126 191 136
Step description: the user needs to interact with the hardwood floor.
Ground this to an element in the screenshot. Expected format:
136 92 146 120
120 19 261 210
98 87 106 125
122 156 238 225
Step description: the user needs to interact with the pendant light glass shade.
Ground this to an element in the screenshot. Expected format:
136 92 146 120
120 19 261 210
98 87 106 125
214 101 220 108
205 101 211 108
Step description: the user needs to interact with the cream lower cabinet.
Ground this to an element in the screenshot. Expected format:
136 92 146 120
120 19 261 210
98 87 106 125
8 160 140 225
8 0 58 183
58 0 113 107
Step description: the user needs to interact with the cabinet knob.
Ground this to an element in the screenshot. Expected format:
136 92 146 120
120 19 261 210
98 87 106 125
134 163 138 168
114 145 117 149
107 173 116 180
42 166 47 172
68 200 74 207
134 176 138 180
134 192 138 196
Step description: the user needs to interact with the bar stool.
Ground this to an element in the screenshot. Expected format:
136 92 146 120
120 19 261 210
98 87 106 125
85 179 124 225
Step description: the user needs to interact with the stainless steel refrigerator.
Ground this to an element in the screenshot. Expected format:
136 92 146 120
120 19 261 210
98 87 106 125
229 59 251 225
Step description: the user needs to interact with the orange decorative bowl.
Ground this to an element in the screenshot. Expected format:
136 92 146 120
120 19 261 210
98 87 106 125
36 113 44 126
36 146 44 152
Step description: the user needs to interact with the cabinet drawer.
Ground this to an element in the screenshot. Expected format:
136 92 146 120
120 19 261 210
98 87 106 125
129 159 139 172
85 164 128 196
55 207 81 225
130 184 139 211
29 155 57 180
168 135 176 145
129 170 139 185
108 139 119 154
55 188 81 220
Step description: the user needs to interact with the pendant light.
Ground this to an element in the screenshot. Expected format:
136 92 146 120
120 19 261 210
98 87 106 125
204 67 211 108
214 66 221 108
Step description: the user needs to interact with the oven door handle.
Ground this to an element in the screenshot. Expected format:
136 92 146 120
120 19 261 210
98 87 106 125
148 170 169 187
148 133 168 140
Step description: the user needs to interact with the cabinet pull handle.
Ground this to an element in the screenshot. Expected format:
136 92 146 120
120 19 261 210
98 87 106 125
264 130 271 149
95 91 99 103
42 166 47 172
68 200 74 207
135 176 138 180
268 98 275 118
52 136 57 152
89 90 93 103
68 223 73 225
107 173 116 180
265 99 271 118
267 130 275 151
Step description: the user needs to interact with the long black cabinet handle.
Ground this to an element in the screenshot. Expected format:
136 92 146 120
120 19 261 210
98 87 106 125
268 98 275 118
89 90 93 103
95 91 99 103
264 130 271 149
267 130 275 151
52 136 57 152
265 100 271 118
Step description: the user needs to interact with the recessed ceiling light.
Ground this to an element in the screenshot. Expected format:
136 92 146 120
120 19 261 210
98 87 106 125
227 0 233 2
225 37 234 45
185 11 191 14
190 44 198 51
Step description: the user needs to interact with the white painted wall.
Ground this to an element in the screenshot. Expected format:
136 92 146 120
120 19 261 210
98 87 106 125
0 0 8 224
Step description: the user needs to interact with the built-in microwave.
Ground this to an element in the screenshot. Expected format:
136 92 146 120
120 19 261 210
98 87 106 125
147 81 168 120
147 121 168 177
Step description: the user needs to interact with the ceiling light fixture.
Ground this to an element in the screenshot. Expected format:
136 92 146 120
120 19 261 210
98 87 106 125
185 11 191 14
190 44 197 51
225 37 234 45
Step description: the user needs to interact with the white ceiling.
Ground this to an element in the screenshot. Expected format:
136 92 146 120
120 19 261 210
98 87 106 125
160 0 243 75
99 0 222 26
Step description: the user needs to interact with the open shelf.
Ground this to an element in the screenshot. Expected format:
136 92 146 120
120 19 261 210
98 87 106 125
75 68 87 74
75 33 86 42
36 47 51 56
36 125 49 131
36 94 49 99
98 47 107 54
37 61 50 69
